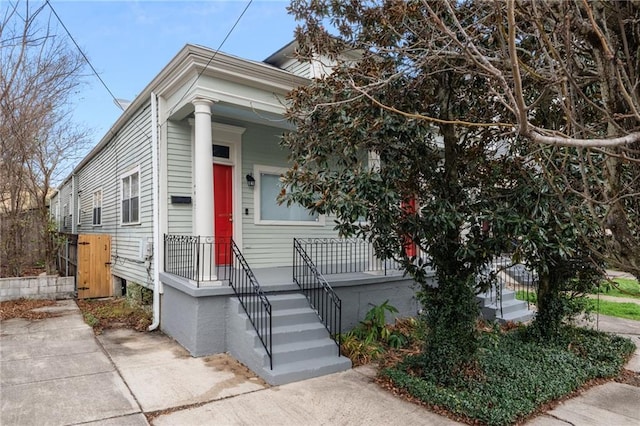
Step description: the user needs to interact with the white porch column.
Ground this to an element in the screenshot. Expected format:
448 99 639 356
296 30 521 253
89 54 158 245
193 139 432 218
192 99 217 282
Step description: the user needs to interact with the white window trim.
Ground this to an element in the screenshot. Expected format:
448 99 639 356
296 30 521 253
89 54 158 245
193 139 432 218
92 188 103 226
120 166 141 226
253 164 325 226
77 193 82 226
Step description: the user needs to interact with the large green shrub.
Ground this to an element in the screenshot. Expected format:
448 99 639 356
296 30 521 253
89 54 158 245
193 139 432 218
383 325 635 426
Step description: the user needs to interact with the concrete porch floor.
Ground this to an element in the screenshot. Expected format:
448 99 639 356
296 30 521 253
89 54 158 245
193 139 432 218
250 265 409 292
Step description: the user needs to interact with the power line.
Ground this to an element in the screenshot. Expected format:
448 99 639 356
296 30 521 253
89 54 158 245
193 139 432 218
45 0 124 111
47 0 254 121
166 0 253 119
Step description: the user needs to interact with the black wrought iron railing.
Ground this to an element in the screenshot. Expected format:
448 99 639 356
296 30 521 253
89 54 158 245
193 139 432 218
294 237 401 276
485 256 539 314
164 234 231 286
293 238 342 352
228 239 273 369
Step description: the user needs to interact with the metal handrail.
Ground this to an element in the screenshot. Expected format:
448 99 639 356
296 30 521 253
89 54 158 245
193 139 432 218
484 256 538 315
228 239 273 370
293 238 342 352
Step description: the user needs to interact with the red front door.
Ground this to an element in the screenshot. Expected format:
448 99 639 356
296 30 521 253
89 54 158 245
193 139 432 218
402 197 417 258
214 164 233 265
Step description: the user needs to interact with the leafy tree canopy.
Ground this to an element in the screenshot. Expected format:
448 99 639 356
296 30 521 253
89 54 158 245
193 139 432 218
284 0 639 279
282 0 610 373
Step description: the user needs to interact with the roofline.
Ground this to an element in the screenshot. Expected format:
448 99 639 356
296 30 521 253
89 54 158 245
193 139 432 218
264 40 297 65
60 43 309 187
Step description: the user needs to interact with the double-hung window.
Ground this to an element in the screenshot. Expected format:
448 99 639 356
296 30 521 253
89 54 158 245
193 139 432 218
93 189 102 226
121 169 140 224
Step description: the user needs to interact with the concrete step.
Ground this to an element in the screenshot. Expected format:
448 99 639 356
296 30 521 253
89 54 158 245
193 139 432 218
271 307 321 327
228 294 351 387
477 291 498 307
260 354 352 386
238 306 320 331
242 292 308 311
497 309 535 324
482 297 530 316
263 338 340 365
256 322 329 346
476 288 518 307
477 289 534 324
501 290 517 302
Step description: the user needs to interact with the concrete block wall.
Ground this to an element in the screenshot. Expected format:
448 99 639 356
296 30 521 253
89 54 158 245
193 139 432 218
0 276 75 301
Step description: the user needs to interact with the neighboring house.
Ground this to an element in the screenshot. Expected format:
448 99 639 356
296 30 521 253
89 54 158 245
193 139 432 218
50 41 423 385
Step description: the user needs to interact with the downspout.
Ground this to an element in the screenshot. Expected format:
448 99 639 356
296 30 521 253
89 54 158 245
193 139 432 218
149 91 161 331
71 174 75 233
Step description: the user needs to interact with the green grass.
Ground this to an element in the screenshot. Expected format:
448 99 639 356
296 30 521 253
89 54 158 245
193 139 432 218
382 326 635 426
590 299 640 321
516 283 640 321
597 278 640 299
515 290 537 304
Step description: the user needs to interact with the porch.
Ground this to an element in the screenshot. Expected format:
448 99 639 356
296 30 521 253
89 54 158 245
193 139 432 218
159 235 422 385
159 234 536 385
163 234 406 287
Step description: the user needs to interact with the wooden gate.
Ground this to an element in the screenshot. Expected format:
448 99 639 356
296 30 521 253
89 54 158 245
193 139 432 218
77 234 112 299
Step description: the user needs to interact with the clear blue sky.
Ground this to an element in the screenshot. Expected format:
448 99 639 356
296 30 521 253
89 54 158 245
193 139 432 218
46 0 298 149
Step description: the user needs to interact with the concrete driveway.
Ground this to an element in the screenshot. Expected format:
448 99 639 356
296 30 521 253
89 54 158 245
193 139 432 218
1 299 639 425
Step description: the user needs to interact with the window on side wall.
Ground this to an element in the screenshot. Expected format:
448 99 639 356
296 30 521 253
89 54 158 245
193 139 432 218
255 165 323 226
121 168 140 224
77 194 82 225
92 189 102 226
63 203 69 228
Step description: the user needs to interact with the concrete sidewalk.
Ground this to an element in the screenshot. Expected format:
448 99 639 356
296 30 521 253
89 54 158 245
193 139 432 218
1 300 639 425
0 300 147 425
526 314 640 425
526 275 639 425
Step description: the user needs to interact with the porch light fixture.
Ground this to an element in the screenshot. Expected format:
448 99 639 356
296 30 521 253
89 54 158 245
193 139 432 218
246 173 255 188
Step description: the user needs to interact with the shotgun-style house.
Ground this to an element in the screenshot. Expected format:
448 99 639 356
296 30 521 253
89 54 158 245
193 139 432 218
50 42 425 385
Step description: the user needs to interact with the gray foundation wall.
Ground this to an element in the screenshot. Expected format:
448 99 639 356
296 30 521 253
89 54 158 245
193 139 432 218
159 271 429 358
226 297 266 373
160 274 230 357
331 274 429 331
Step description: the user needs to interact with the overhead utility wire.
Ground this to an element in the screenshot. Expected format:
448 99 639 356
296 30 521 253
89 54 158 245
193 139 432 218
44 0 254 216
45 0 132 264
48 0 253 122
45 0 124 111
166 0 253 119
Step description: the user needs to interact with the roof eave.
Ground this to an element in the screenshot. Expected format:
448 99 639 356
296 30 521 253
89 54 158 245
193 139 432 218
63 43 309 185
